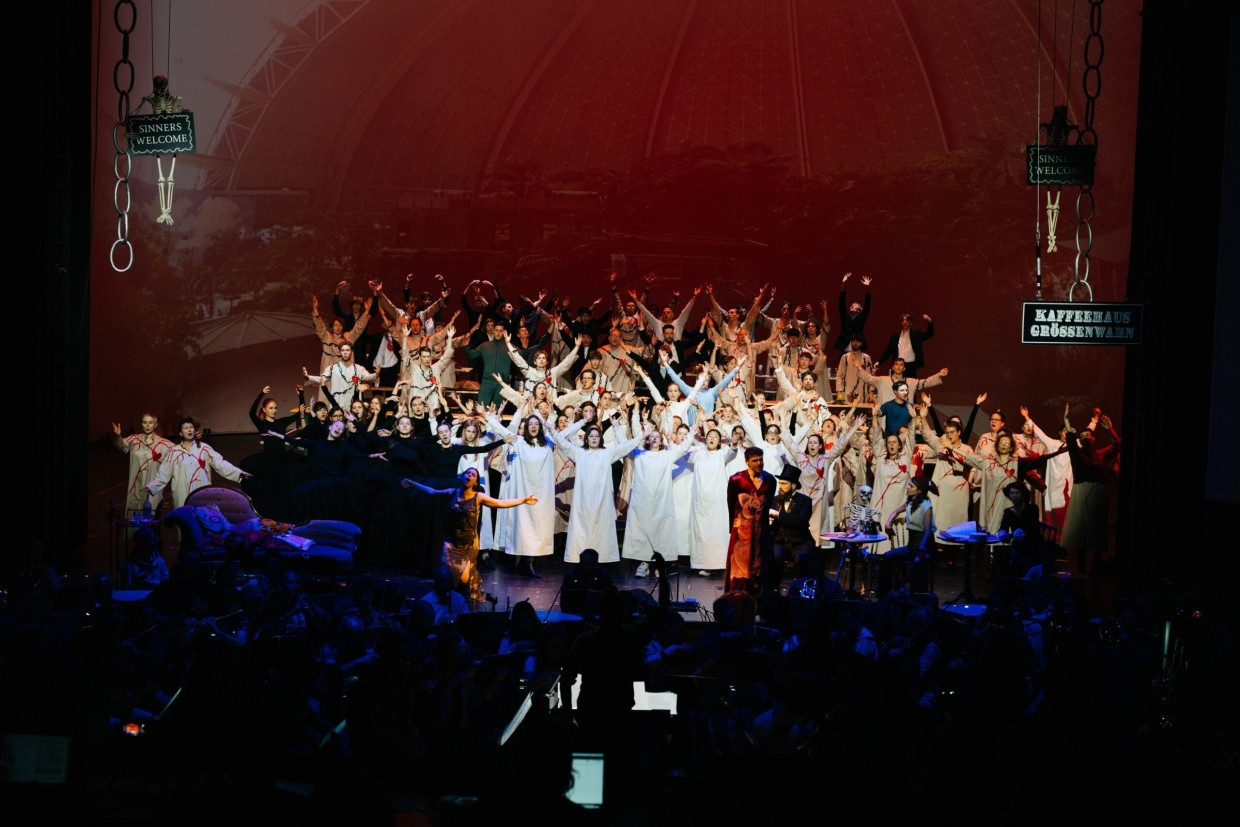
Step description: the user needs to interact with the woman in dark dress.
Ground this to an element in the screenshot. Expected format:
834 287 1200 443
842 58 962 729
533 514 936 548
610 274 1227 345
241 385 302 519
403 467 537 602
386 418 509 574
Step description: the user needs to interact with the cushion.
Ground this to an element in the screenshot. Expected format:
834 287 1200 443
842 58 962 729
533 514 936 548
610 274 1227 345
193 504 232 532
193 505 233 548
295 520 362 548
231 516 263 533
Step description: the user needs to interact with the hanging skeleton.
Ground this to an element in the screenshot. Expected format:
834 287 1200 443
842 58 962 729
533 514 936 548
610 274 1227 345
1045 189 1060 252
130 75 192 225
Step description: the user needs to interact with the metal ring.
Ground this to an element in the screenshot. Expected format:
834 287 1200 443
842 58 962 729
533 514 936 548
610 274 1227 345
110 238 134 273
113 0 137 34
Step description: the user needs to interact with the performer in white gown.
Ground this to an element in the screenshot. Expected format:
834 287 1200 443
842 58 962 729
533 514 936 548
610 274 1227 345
865 412 916 555
668 422 695 562
725 423 751 476
112 413 174 515
915 403 974 530
786 414 865 544
144 416 249 509
738 402 793 478
958 430 1022 533
485 406 557 575
507 333 587 402
545 407 648 563
620 408 695 573
1020 403 1074 534
686 420 737 573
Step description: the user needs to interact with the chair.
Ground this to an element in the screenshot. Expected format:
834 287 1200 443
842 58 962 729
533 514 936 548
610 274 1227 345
882 520 937 596
162 485 359 581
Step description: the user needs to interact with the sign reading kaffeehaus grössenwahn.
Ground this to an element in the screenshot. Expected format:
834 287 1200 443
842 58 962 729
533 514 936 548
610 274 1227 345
1022 302 1142 346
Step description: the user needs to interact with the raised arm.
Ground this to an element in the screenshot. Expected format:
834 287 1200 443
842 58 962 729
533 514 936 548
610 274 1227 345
400 478 454 497
373 280 406 326
478 491 540 509
635 364 665 403
505 338 531 371
635 296 663 336
852 353 879 388
738 403 766 446
773 357 798 397
485 410 515 439
549 336 585 379
672 290 699 336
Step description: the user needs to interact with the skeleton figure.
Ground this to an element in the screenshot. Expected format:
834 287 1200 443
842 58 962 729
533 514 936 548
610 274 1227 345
846 485 882 533
137 75 186 115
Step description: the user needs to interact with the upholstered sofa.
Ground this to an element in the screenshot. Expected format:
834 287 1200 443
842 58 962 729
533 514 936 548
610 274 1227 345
163 485 359 580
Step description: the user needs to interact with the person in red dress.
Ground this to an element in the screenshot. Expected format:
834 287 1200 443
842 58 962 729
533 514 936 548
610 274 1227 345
725 446 778 597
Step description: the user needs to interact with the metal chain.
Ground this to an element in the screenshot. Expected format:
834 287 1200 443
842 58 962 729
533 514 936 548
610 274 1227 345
110 0 137 273
1070 0 1103 302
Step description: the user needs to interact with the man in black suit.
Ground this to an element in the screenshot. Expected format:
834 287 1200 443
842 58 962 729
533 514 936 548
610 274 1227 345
767 465 815 596
833 271 872 356
876 312 935 377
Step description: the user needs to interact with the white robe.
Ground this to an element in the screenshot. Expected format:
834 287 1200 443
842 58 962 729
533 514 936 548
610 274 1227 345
621 436 694 561
725 440 750 476
486 415 557 557
921 431 973 530
739 408 792 477
868 428 916 555
114 433 174 514
1030 421 1074 513
145 441 245 509
793 432 857 545
552 434 576 536
962 450 1021 533
670 443 694 556
687 445 735 570
548 425 643 563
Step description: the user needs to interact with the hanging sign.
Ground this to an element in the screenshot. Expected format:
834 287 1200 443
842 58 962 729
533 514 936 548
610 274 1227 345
1025 145 1094 186
1022 302 1142 345
127 112 197 156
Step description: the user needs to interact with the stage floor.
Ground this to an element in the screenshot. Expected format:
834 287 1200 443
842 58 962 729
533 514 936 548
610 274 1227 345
77 433 1120 619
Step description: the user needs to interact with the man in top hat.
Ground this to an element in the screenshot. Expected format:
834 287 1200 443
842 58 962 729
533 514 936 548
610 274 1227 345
767 464 815 595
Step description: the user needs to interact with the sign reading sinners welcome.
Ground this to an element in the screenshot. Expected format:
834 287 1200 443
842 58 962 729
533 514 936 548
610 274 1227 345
1025 144 1095 186
127 113 197 155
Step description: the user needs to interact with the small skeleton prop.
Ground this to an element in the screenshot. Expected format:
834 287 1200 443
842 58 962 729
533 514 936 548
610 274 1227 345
133 75 188 225
1045 190 1060 253
1038 106 1078 255
846 485 883 534
140 75 183 115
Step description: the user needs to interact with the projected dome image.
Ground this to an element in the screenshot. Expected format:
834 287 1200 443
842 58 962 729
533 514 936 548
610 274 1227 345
91 0 1141 433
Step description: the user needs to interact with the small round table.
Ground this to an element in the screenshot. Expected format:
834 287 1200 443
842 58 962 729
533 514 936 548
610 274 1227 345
822 532 888 598
937 530 1005 602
